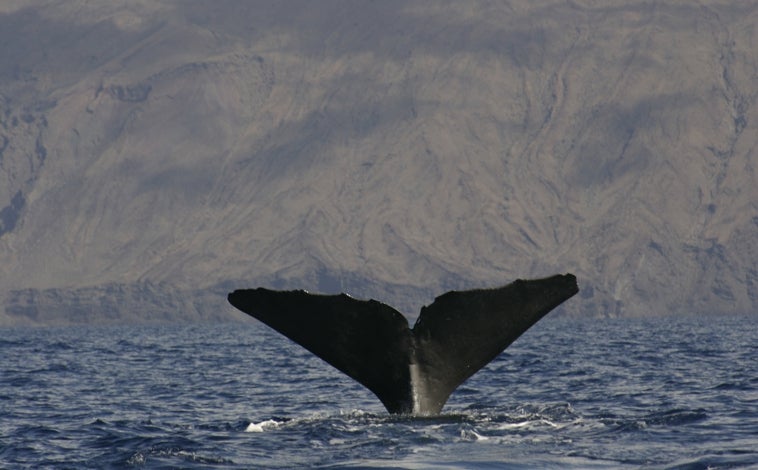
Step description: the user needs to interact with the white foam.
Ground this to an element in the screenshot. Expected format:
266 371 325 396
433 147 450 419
244 419 280 432
459 429 490 441
496 418 559 430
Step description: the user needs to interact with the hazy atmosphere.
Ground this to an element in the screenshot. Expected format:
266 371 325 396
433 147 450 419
1 1 757 325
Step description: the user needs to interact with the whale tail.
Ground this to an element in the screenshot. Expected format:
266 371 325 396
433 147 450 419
227 273 578 415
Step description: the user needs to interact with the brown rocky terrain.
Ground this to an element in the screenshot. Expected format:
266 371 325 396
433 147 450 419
1 1 757 325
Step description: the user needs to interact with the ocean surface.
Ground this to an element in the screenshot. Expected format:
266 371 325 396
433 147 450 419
1 314 757 469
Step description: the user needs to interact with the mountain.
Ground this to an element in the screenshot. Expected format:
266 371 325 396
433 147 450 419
1 1 757 326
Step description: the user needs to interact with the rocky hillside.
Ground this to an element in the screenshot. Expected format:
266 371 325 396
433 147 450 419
1 1 757 325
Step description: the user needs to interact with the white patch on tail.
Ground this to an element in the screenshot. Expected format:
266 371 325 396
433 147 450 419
409 363 423 415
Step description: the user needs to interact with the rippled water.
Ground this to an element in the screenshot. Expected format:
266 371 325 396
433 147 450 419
2 315 757 468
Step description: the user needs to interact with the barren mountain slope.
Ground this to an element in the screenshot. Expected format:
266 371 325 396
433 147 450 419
1 1 756 325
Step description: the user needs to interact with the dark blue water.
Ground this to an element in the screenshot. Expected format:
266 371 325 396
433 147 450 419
2 315 757 469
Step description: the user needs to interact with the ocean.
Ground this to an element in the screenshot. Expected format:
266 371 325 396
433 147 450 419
1 314 756 469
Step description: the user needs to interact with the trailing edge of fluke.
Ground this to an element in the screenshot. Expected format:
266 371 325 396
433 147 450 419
227 273 579 415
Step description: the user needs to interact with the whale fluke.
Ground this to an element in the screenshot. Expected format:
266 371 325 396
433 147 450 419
228 273 578 415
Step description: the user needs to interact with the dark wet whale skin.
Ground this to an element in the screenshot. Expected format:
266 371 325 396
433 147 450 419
228 273 579 414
